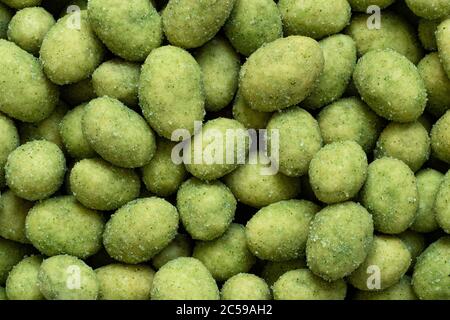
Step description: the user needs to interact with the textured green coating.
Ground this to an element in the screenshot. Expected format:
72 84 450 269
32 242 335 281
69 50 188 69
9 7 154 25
60 78 97 107
0 237 31 285
5 255 44 300
418 19 440 51
0 3 12 39
152 234 192 270
0 190 32 243
354 276 417 300
232 92 272 129
0 0 41 9
431 110 450 164
437 19 450 81
261 258 306 286
221 273 271 300
405 0 450 19
435 171 450 233
347 0 396 11
0 112 19 190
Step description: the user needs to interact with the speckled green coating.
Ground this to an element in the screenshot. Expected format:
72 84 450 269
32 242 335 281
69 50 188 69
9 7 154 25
162 0 235 49
273 269 347 300
232 92 272 129
348 235 411 291
7 7 55 55
0 3 12 39
177 178 236 241
412 237 450 299
418 53 450 118
152 234 192 270
375 122 430 172
0 238 30 285
267 107 322 177
354 276 417 300
69 158 140 211
92 59 140 107
0 190 32 243
5 255 44 300
40 11 105 85
195 37 240 112
103 197 179 264
185 118 250 181
436 19 450 80
0 0 41 9
25 196 104 259
261 258 306 286
224 0 282 56
38 255 99 300
410 169 443 232
5 140 66 201
398 230 426 270
83 96 156 168
435 171 450 233
309 141 368 204
418 19 440 51
151 257 219 300
318 97 383 153
361 157 418 234
0 39 58 122
431 110 450 164
240 36 324 112
346 12 423 64
96 264 155 300
221 273 271 300
278 0 351 39
353 49 427 123
0 112 19 190
405 0 450 19
60 78 97 107
193 224 255 281
347 0 396 11
306 202 374 281
139 45 205 139
246 200 319 261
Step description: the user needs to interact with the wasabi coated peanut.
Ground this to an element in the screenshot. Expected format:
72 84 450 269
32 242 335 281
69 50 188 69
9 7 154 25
0 112 19 189
306 202 374 281
273 269 347 300
309 141 368 204
398 230 426 271
25 196 104 259
302 34 357 110
176 178 236 241
69 158 140 211
374 122 430 172
195 37 240 112
412 237 450 300
232 92 272 129
347 0 396 11
221 273 271 300
103 197 179 264
431 110 450 164
40 11 105 85
139 45 205 139
410 169 443 232
0 238 31 285
240 36 324 112
278 0 351 39
353 49 427 123
193 224 256 281
5 140 66 201
318 97 383 153
261 258 306 286
246 200 320 261
162 0 235 49
224 0 282 56
361 157 418 234
0 3 12 39
152 234 192 269
92 59 140 107
96 264 155 300
418 19 440 51
436 19 450 79
0 39 58 122
266 107 322 177
354 276 417 300
418 53 450 118
345 12 424 64
7 7 55 55
5 255 44 300
435 171 450 233
83 96 156 168
88 0 162 62
405 0 450 20
60 78 97 107
0 0 41 9
0 190 33 243
38 255 99 300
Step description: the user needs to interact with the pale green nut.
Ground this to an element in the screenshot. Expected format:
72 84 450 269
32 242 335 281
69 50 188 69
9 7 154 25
7 7 55 55
221 273 271 300
0 0 41 9
69 158 140 211
96 264 155 300
193 224 256 281
60 78 97 107
239 36 324 112
152 234 192 270
435 171 450 233
267 107 323 177
40 11 105 85
405 0 450 20
354 276 417 300
353 49 427 123
306 202 374 281
103 197 179 264
5 255 44 300
309 141 368 204
436 19 450 79
162 0 235 49
0 237 31 285
139 45 205 139
38 255 99 300
0 39 58 122
398 230 427 271
261 258 306 286
418 19 440 51
246 200 319 261
151 257 219 300
431 110 450 164
273 269 347 300
176 178 236 241
347 0 396 11
232 92 272 129
223 0 283 56
0 190 33 243
5 140 66 201
0 112 19 190
0 3 12 39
